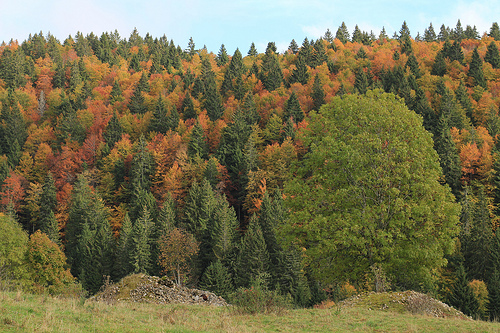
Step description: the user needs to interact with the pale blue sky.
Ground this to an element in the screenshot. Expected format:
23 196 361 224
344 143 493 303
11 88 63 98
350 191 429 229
1 0 499 54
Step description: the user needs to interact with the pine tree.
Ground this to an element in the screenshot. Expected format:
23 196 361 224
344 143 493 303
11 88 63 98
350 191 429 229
405 53 421 78
114 213 133 279
485 41 500 69
354 68 369 94
468 47 487 89
201 58 224 121
109 79 123 104
453 19 464 42
288 39 299 54
104 111 123 148
490 23 500 40
487 268 500 321
235 215 270 288
128 82 147 114
248 42 258 57
311 73 325 110
455 81 475 125
199 259 233 298
284 92 304 123
424 23 437 42
181 92 196 120
221 48 244 97
216 44 229 66
130 206 154 274
289 56 309 86
311 39 327 68
149 95 170 134
38 173 59 244
260 43 283 91
431 51 447 77
187 121 209 160
448 263 480 318
335 22 350 43
66 174 112 293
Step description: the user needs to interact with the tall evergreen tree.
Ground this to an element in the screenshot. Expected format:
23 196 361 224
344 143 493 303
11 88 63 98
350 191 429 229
424 23 437 42
187 121 209 160
216 44 229 66
335 22 350 43
260 43 283 91
311 73 325 110
448 263 480 318
38 173 59 244
490 23 500 40
248 42 258 57
149 95 170 134
485 41 500 69
103 111 123 148
354 68 369 94
289 56 309 86
130 206 154 274
284 92 304 123
114 213 133 279
468 47 487 89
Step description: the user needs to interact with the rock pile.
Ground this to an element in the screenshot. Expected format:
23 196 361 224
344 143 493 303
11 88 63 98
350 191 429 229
89 274 227 306
339 290 470 319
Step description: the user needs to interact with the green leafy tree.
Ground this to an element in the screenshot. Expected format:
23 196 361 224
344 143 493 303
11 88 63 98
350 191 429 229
283 91 460 290
0 214 28 284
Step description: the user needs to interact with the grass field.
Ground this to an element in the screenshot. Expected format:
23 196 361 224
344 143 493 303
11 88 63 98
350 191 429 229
1 290 500 332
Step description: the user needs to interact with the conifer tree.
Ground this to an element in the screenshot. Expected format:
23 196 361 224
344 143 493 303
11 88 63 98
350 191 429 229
248 42 258 57
66 174 112 293
489 22 500 40
284 92 304 123
199 259 233 298
424 23 437 42
455 81 475 125
288 39 299 54
130 206 154 274
221 48 244 97
289 56 309 86
201 58 224 121
216 44 229 66
235 215 270 288
485 41 500 69
104 111 123 148
448 263 480 318
181 92 196 120
260 43 283 91
128 82 147 114
487 268 500 321
335 22 350 43
188 121 209 160
311 73 325 110
38 173 59 244
468 47 487 89
354 68 369 94
109 79 123 104
114 213 133 279
149 95 170 134
311 39 327 68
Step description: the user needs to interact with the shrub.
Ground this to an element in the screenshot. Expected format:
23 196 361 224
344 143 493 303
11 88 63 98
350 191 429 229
229 275 291 315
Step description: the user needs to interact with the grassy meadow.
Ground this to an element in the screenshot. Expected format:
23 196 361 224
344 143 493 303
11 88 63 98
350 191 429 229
1 290 500 332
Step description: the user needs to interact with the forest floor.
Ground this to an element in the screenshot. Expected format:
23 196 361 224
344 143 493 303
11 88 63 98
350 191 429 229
1 287 500 332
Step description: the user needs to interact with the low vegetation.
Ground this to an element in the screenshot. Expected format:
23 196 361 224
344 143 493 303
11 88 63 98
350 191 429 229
1 289 500 332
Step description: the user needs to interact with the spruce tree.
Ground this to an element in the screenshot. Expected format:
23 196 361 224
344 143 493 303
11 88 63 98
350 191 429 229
284 92 304 123
103 111 123 148
448 263 480 318
288 39 299 54
114 213 133 280
235 215 270 288
187 121 209 160
335 22 350 43
485 41 500 69
490 22 500 40
431 51 447 76
248 42 258 57
216 44 229 66
354 68 369 94
181 92 196 120
487 268 500 321
260 43 283 91
130 206 154 274
311 73 325 110
289 56 309 86
199 259 233 298
424 23 437 42
149 95 170 134
468 47 487 89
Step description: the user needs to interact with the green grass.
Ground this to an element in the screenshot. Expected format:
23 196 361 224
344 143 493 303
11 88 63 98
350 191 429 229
0 290 500 332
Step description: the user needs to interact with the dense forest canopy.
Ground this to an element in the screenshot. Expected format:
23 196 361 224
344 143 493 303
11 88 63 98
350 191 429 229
1 20 500 316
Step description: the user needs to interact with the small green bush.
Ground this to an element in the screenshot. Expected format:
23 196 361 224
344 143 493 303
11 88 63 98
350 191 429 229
229 276 291 315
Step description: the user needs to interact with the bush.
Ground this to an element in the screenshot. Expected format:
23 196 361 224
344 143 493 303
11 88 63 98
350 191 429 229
229 275 291 315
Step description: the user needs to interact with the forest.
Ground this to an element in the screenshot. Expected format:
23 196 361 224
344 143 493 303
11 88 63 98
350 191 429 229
1 19 500 318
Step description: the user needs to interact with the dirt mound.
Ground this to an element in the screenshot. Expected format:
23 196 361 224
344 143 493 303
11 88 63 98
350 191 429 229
339 290 470 320
89 274 227 306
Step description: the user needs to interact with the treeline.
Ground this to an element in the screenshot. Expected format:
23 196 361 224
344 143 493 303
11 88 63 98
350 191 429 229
0 20 500 313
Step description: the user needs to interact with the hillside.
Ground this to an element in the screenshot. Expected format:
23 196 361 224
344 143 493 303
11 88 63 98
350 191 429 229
0 23 500 318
